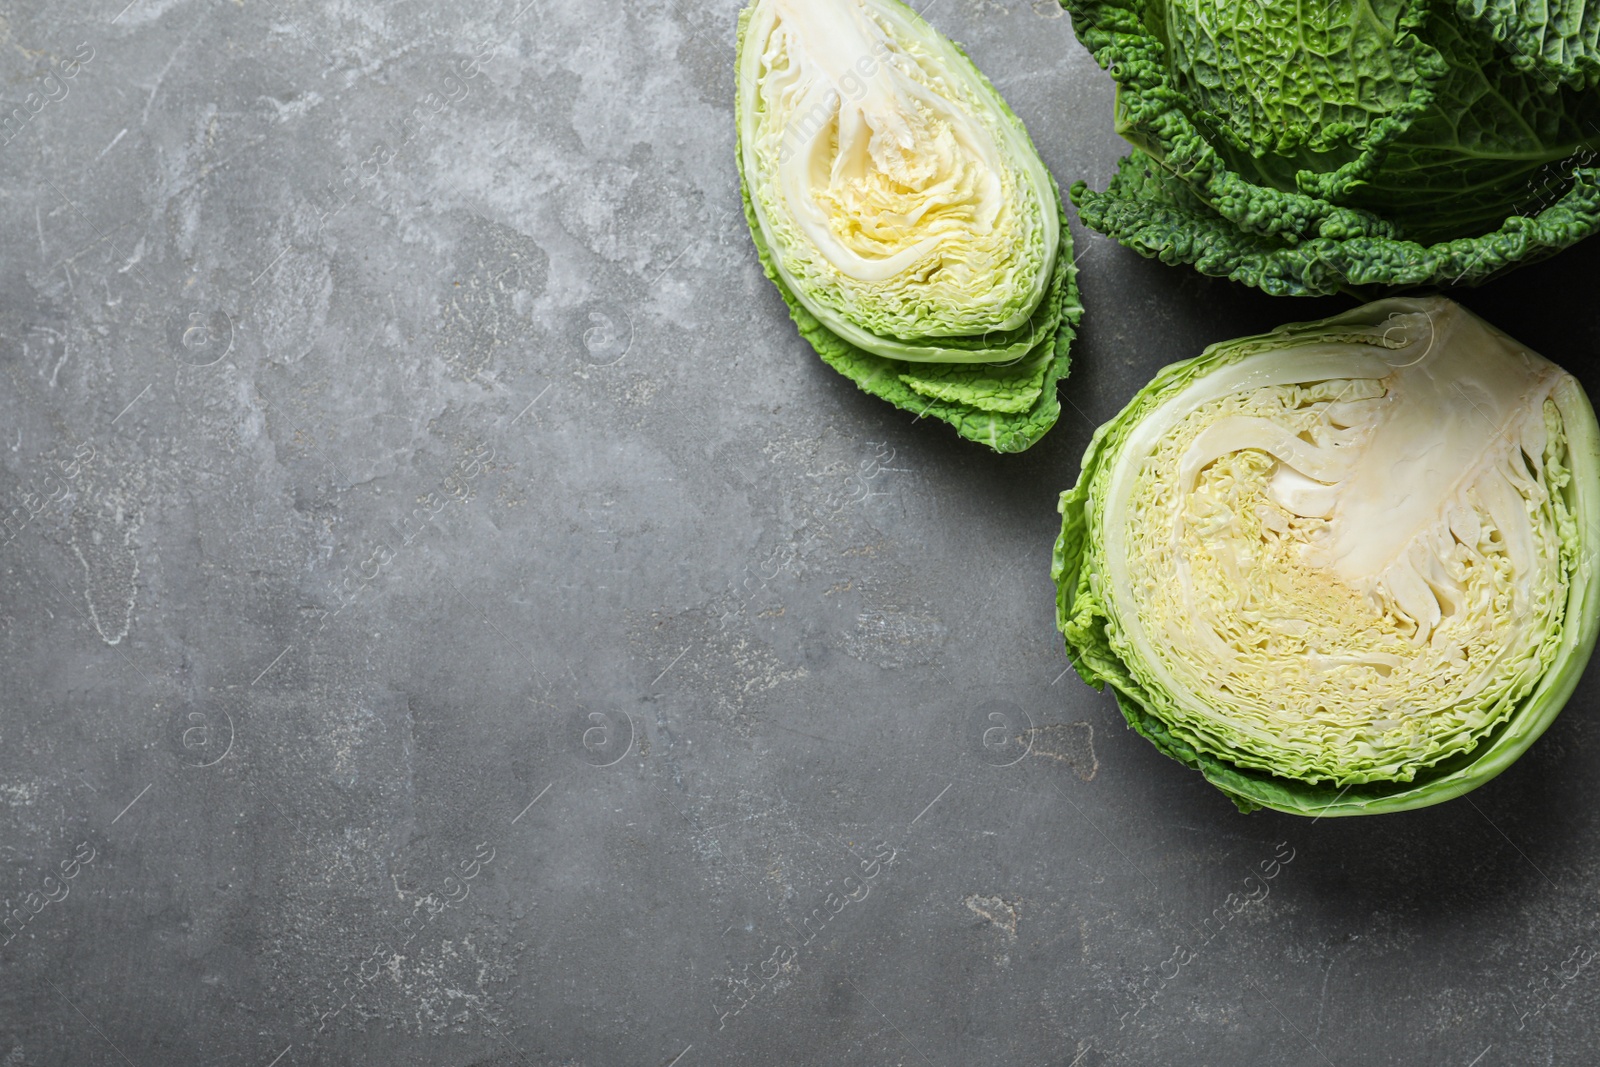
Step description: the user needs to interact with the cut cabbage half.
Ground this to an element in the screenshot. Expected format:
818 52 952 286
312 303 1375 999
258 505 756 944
1054 297 1600 816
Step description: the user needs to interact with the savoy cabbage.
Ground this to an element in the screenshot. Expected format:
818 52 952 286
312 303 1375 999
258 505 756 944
1062 0 1600 296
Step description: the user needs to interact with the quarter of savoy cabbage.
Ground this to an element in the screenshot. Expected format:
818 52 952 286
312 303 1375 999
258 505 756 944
737 0 1082 452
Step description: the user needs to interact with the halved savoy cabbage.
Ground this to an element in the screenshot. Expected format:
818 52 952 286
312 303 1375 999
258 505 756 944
1054 297 1600 815
737 0 1082 452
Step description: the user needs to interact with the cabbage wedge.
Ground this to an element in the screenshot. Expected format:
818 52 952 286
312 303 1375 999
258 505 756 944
1054 298 1600 815
737 0 1081 452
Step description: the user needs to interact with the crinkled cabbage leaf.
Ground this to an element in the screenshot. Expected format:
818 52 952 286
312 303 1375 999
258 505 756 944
737 0 1081 451
1062 0 1600 296
1053 298 1600 815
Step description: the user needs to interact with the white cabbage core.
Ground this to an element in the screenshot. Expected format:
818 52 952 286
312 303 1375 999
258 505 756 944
739 0 1056 351
1099 300 1577 784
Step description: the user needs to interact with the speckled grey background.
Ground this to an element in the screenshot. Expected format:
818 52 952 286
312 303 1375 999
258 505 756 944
3 1 1600 1064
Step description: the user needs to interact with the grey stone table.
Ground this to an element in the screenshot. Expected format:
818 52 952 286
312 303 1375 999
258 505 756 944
3 1 1600 1064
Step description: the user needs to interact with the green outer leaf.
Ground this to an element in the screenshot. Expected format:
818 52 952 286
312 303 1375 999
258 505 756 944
1060 0 1600 294
1064 0 1411 241
1334 6 1600 242
1147 0 1442 205
741 166 1081 451
896 342 1059 415
1051 299 1600 816
1073 152 1600 298
1455 0 1600 89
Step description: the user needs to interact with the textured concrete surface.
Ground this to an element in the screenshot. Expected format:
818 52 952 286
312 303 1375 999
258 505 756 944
3 1 1600 1065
